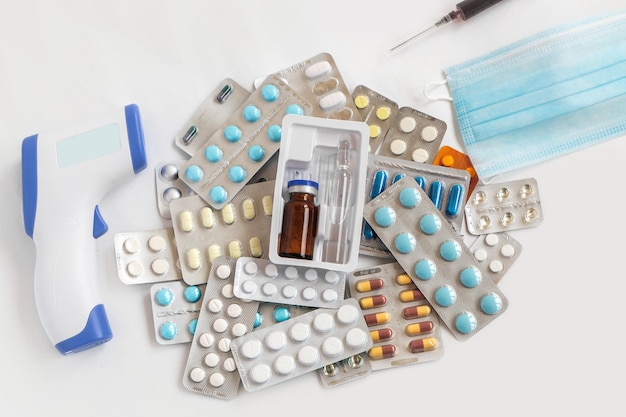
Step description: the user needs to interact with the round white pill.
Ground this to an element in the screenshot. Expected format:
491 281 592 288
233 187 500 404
198 332 215 348
216 264 231 279
345 328 368 349
208 298 223 313
274 355 295 375
485 233 499 246
189 367 205 383
221 284 234 298
501 244 516 258
489 260 504 273
421 125 439 142
232 322 247 337
412 148 429 163
297 345 320 366
322 336 344 357
223 358 237 372
209 372 226 387
262 282 278 296
241 280 257 294
148 235 166 252
474 248 488 262
336 303 359 325
324 271 340 284
265 330 286 351
304 269 318 282
126 261 144 277
150 259 169 275
213 318 228 333
204 352 219 367
282 285 297 299
285 266 298 279
321 289 338 303
240 339 263 359
123 237 141 254
250 364 272 384
227 303 243 318
390 139 407 155
264 263 278 277
244 261 258 275
313 313 334 333
399 116 417 133
218 337 231 352
289 322 310 342
302 287 317 301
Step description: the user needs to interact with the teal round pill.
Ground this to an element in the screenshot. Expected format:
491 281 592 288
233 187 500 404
455 312 477 334
374 206 396 227
414 259 436 281
460 266 482 288
243 105 261 122
155 288 174 306
228 165 247 183
398 187 421 208
480 293 503 315
253 311 263 328
159 321 178 340
267 124 282 142
248 144 266 162
434 285 457 307
223 125 242 142
205 145 223 162
419 213 441 235
261 84 280 102
209 186 228 204
440 240 462 261
285 104 304 115
273 306 291 322
185 165 204 182
394 232 416 254
188 318 198 335
183 285 202 303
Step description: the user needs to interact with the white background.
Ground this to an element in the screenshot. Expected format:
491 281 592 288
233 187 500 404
2 1 625 415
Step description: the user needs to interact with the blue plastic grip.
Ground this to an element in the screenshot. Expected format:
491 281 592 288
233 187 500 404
54 304 113 355
21 134 38 238
124 104 147 174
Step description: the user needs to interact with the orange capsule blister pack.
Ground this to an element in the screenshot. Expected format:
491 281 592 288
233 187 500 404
348 262 444 371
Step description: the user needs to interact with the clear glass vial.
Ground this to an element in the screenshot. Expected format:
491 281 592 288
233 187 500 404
278 179 319 260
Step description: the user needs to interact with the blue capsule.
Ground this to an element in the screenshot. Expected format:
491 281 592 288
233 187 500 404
159 321 178 340
228 165 247 183
440 240 462 262
223 125 242 142
460 266 482 288
273 306 291 323
185 165 204 182
480 293 503 315
374 206 396 228
205 145 223 163
155 288 174 306
455 312 477 334
183 286 202 303
370 170 388 199
445 184 464 217
391 173 405 183
415 176 426 190
399 187 421 208
243 105 261 122
434 285 457 307
267 124 282 142
209 186 228 204
414 259 436 281
261 84 280 102
429 181 444 210
394 232 416 254
419 213 441 235
248 144 266 162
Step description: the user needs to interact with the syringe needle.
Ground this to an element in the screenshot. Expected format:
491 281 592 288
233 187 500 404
389 24 438 52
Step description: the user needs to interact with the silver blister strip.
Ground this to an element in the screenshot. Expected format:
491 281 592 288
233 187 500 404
155 161 196 219
362 176 509 341
351 85 399 155
150 280 204 345
468 232 523 283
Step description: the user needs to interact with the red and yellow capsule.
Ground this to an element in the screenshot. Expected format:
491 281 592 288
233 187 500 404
399 289 425 302
368 344 396 360
355 278 385 293
369 328 394 342
405 321 435 336
364 311 391 326
359 294 388 309
402 305 432 319
408 337 438 353
396 273 413 285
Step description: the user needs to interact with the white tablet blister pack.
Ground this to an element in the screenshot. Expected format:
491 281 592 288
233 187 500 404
269 114 369 272
361 153 470 257
114 228 181 285
169 180 275 286
362 176 509 341
351 85 399 154
376 106 447 164
155 161 196 219
182 257 260 400
175 78 251 156
233 257 347 309
465 177 543 235
230 298 373 393
179 74 313 209
348 262 444 370
275 52 361 121
468 232 523 284
149 280 204 345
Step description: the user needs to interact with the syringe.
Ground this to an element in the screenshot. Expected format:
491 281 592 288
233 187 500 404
390 0 506 52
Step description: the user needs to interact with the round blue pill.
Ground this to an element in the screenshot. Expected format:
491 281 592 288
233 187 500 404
267 124 282 142
419 213 441 235
480 293 503 315
398 187 421 208
440 240 462 262
455 312 477 334
155 288 174 306
248 144 266 162
159 321 178 340
185 165 204 183
434 285 457 307
205 145 223 163
188 318 198 335
414 259 437 281
223 125 242 142
394 232 416 254
273 306 291 323
460 266 482 288
228 165 247 183
183 285 202 303
374 206 396 227
209 186 228 204
285 104 304 115
253 311 263 328
243 105 261 122
261 84 280 102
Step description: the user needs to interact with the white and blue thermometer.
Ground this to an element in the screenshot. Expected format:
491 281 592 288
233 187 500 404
21 104 147 354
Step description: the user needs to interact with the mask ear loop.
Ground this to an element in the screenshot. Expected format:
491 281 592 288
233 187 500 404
423 79 453 102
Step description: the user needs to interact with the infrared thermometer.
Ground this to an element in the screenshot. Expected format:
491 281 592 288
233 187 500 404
21 104 147 354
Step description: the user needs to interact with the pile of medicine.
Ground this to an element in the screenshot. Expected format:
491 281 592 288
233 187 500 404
114 52 544 399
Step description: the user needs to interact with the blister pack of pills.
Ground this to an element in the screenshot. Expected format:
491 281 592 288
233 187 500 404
114 228 181 285
175 78 251 156
233 257 347 309
155 161 196 219
362 176 509 341
230 298 373 393
170 180 275 286
376 106 447 164
269 114 369 272
433 145 479 198
275 52 361 121
317 351 372 388
468 232 522 284
465 178 543 235
182 257 260 400
348 262 444 370
179 74 313 209
351 85 399 154
150 280 204 345
361 154 470 257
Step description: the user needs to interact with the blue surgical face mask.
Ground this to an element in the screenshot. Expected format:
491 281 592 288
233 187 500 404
441 9 626 179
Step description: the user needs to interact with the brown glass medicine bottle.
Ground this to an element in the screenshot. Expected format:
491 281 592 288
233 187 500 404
278 179 319 260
